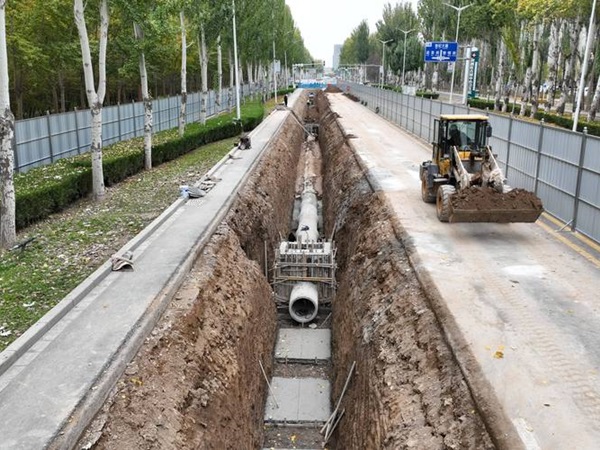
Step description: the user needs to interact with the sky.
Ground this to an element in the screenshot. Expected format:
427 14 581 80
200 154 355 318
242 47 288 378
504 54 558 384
285 0 419 67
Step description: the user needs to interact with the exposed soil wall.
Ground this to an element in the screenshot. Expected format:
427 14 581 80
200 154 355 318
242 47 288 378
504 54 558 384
318 92 495 449
81 97 308 450
80 91 507 450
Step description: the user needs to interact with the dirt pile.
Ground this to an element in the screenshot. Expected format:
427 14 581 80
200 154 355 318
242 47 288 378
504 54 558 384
343 92 359 102
452 186 543 211
324 84 343 93
319 92 496 449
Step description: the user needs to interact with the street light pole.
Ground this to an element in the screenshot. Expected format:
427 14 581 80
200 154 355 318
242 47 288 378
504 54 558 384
378 39 393 88
444 2 472 103
232 0 241 120
400 28 414 86
273 40 277 103
573 0 597 131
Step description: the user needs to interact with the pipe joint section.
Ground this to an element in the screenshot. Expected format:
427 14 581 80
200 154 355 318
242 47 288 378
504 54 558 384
289 282 319 323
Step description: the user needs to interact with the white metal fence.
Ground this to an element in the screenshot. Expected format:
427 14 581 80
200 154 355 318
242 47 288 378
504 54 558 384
14 85 257 172
339 82 600 244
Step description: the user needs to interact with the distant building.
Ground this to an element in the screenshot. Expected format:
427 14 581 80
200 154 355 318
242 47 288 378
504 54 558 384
333 45 342 70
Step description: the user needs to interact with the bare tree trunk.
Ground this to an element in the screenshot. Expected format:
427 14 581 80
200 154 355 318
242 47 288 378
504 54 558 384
74 0 108 201
0 0 15 248
217 34 222 110
247 62 253 96
494 38 506 110
502 66 515 113
199 25 208 125
134 23 152 170
520 66 531 116
587 22 600 121
587 75 600 121
530 23 543 117
518 22 530 116
58 71 66 112
179 11 187 137
52 85 59 113
557 19 581 115
544 20 560 112
432 63 439 91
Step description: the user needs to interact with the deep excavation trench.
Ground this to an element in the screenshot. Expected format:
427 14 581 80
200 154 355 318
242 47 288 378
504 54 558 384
80 91 496 449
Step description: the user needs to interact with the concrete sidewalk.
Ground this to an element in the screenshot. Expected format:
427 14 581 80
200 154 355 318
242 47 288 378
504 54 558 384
0 93 300 450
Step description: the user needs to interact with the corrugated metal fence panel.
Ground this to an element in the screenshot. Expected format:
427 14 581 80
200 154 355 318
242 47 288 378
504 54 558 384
577 133 600 238
511 119 540 150
223 90 230 112
75 109 91 155
154 97 169 133
503 120 539 192
16 116 53 170
577 202 600 243
383 89 390 120
48 112 79 160
422 98 434 142
133 102 145 138
581 137 600 207
188 92 199 121
14 86 263 173
489 114 510 165
103 105 120 146
209 90 215 116
401 94 410 128
539 128 581 192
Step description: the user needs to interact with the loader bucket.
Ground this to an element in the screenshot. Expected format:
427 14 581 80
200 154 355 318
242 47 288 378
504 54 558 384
448 187 543 223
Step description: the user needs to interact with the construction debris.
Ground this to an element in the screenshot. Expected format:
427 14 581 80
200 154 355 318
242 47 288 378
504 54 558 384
111 250 134 271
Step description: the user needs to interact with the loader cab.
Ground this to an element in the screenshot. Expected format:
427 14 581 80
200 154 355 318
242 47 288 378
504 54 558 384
433 115 492 164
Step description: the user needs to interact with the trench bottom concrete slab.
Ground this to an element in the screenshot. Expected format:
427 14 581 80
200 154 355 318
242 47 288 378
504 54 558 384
275 328 331 361
264 377 331 423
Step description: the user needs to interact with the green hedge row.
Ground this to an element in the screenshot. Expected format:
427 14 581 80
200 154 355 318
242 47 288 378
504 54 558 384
382 84 402 93
14 102 264 230
417 91 439 99
277 87 295 96
467 97 600 137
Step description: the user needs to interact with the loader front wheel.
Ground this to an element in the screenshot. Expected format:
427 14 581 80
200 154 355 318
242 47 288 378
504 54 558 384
436 185 456 222
421 177 436 203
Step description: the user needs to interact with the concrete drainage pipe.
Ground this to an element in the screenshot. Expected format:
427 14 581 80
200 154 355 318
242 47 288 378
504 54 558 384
296 187 319 243
289 282 319 323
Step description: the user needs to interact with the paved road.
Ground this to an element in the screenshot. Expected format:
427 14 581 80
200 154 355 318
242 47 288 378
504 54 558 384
328 93 600 450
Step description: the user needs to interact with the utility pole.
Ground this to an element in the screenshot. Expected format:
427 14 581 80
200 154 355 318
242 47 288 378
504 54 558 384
444 2 472 103
400 29 414 86
232 0 241 120
378 39 393 88
273 40 277 103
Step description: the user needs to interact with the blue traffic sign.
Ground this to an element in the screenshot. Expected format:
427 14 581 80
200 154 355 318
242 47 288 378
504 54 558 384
424 41 458 62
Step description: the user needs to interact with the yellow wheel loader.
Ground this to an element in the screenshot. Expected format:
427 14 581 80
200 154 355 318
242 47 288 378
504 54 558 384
420 114 543 223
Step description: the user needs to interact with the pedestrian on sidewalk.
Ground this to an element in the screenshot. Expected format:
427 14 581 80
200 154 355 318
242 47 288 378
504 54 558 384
283 94 288 107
